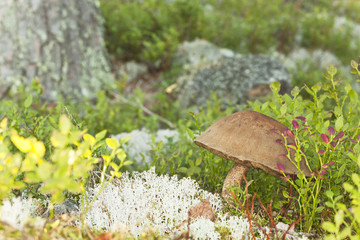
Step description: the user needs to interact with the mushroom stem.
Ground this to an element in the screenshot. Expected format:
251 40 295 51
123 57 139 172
222 164 249 199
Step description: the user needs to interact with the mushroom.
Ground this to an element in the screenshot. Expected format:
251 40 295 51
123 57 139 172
194 110 312 198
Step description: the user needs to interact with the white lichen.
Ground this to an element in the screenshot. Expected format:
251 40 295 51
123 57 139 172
82 168 251 239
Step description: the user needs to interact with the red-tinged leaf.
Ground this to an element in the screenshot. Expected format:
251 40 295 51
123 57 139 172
320 170 328 176
282 128 289 135
328 126 335 136
287 129 295 137
330 141 337 147
301 128 309 131
318 150 325 154
351 139 357 144
341 138 347 143
334 131 344 140
295 116 306 122
357 134 360 141
275 139 283 144
277 162 285 172
292 120 299 129
318 176 324 180
279 154 287 158
321 134 330 143
322 162 335 169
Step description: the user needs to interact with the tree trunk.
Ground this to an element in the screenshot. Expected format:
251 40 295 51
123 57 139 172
0 0 114 101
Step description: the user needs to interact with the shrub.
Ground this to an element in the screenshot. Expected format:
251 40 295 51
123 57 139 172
247 63 360 231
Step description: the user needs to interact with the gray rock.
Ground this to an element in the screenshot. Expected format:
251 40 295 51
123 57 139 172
175 55 291 109
118 61 148 82
174 39 241 67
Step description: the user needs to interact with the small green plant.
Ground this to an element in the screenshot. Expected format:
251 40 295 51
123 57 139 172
323 170 360 239
0 113 131 227
248 63 360 232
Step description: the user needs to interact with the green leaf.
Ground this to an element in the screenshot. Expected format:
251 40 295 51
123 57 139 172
116 149 126 162
291 86 300 98
316 206 324 213
325 190 334 199
84 134 96 147
270 81 280 93
297 173 305 180
352 173 360 186
280 104 287 115
334 106 342 117
186 128 195 139
339 227 352 239
110 162 120 171
11 135 31 153
59 115 71 134
106 138 119 149
322 222 336 233
327 64 337 76
334 210 345 227
335 115 343 131
343 182 354 192
311 83 321 93
50 131 67 148
177 167 188 173
195 157 202 166
0 117 7 129
322 73 331 80
24 95 33 108
95 130 107 141
261 101 269 111
123 160 132 166
282 190 289 198
351 60 358 69
119 136 131 145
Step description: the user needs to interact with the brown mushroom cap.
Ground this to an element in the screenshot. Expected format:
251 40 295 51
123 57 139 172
194 110 312 177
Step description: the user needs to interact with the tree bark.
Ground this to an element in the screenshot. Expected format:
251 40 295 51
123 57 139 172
0 0 114 101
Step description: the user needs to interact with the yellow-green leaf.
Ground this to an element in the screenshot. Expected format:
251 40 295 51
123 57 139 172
21 158 36 172
123 160 132 166
50 131 67 148
119 136 131 145
335 115 343 131
117 150 126 162
11 135 31 153
83 134 96 147
95 130 107 141
106 138 119 149
32 141 45 158
351 60 358 69
24 95 33 108
322 222 336 233
0 118 8 130
59 115 71 134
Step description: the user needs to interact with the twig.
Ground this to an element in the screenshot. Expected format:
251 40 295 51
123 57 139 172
258 199 276 240
63 106 81 130
243 176 257 240
112 92 175 129
282 216 302 240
